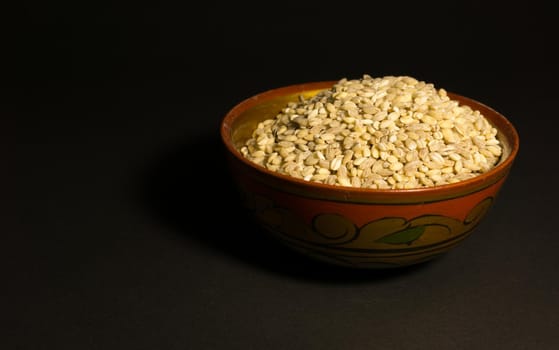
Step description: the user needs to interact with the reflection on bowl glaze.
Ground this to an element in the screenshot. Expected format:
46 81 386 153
220 81 519 268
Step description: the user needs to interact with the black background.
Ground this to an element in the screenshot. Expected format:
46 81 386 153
10 1 559 349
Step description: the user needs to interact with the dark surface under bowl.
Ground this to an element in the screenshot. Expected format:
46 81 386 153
10 2 559 349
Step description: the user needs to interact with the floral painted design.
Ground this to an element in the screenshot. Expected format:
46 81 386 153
242 191 494 267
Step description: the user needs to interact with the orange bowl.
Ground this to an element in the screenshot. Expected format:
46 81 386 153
220 81 519 268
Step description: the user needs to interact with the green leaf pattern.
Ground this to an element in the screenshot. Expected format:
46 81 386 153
376 226 426 245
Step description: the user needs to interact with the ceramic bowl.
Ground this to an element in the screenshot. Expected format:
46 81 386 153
220 81 519 269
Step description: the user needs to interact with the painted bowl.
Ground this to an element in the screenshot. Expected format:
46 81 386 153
220 81 519 269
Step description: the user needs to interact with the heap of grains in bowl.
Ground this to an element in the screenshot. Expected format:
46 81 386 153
240 75 502 189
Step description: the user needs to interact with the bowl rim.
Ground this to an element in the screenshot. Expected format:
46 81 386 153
220 80 520 199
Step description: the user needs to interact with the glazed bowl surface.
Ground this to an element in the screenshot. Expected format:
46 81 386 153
220 81 519 269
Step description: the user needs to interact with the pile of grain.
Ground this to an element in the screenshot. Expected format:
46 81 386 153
240 75 501 189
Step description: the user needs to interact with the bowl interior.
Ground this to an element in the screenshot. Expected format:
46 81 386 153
230 88 327 150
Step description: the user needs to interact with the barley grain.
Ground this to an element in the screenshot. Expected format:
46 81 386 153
241 75 502 189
